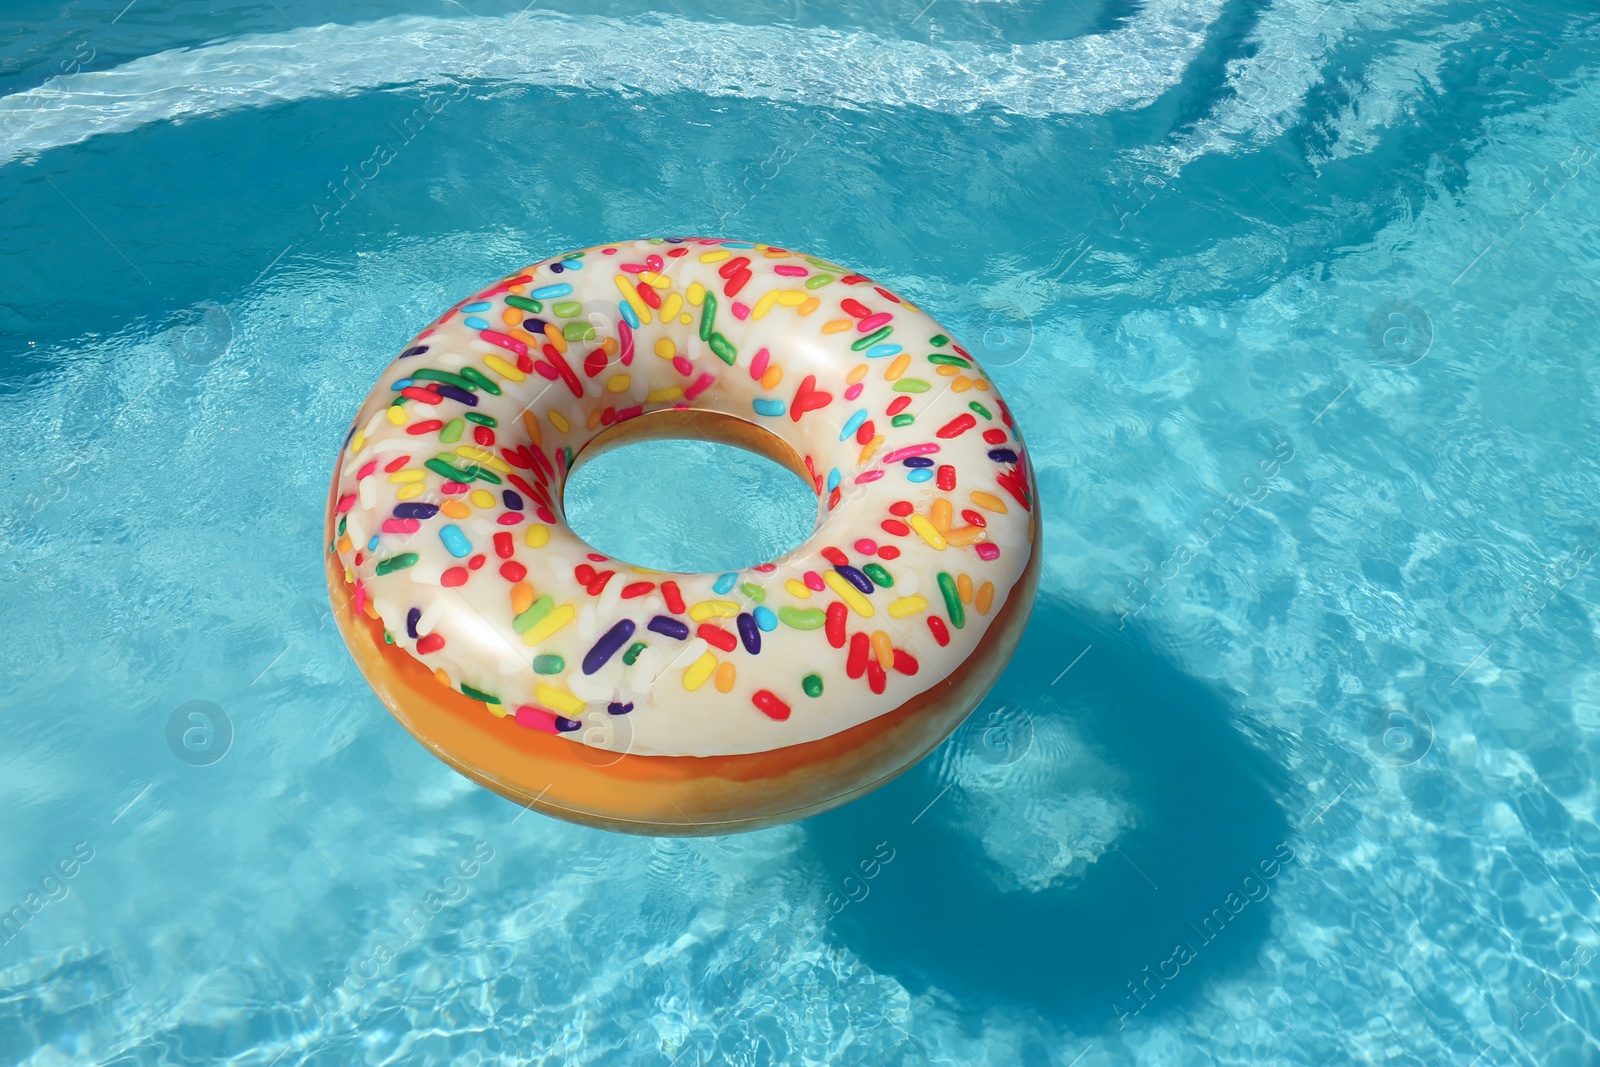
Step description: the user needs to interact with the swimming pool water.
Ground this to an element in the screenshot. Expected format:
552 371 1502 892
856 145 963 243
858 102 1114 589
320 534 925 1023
3 1 1600 1063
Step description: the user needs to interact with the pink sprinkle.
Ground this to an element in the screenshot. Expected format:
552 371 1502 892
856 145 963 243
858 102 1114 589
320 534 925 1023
844 383 863 401
673 355 694 377
749 347 770 380
854 470 885 484
416 327 437 340
619 262 646 274
602 248 617 254
335 493 357 514
441 481 470 495
685 373 716 400
514 705 561 733
353 581 366 616
474 275 531 300
479 330 528 358
381 518 420 534
645 254 663 271
731 302 750 320
356 460 377 480
496 513 524 525
975 543 1001 561
804 570 826 592
536 506 557 523
619 319 634 365
754 563 777 572
857 312 893 332
880 443 940 464
854 539 878 555
773 265 808 276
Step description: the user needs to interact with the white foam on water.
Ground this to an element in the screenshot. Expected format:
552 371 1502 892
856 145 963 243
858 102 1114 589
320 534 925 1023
0 1 1225 165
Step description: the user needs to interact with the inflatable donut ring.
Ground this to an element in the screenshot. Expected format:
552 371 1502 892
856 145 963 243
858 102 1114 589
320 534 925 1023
325 238 1039 835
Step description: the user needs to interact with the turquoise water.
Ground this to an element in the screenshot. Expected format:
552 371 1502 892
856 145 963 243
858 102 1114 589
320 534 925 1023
4 1 1600 1063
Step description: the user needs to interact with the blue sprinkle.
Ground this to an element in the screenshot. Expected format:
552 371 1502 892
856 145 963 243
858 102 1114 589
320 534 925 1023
366 535 379 551
752 398 786 417
908 467 934 483
988 448 1020 464
826 468 841 492
463 316 490 330
721 241 754 249
712 572 738 595
561 258 583 270
867 344 903 359
461 300 492 312
839 409 868 441
503 489 524 511
618 301 640 328
390 378 413 390
903 456 935 468
531 283 573 299
439 524 471 558
753 605 777 632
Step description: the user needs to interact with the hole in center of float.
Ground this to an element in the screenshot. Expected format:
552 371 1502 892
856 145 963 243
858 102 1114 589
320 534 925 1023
562 438 817 573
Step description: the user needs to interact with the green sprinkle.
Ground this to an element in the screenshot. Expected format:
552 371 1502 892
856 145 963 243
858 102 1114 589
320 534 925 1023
804 273 835 290
465 412 497 427
968 401 993 419
552 300 583 318
739 582 766 603
851 326 892 351
375 552 420 576
699 294 717 341
411 368 477 392
383 630 394 645
425 457 471 482
928 353 970 367
778 606 827 630
563 446 574 471
337 515 347 537
937 572 965 630
461 683 501 705
514 595 555 635
463 465 503 485
562 322 596 342
862 563 893 588
504 294 543 313
621 643 647 666
891 414 916 427
708 332 737 365
439 418 464 443
458 366 502 396
929 333 950 347
893 379 931 393
532 653 565 674
802 673 823 698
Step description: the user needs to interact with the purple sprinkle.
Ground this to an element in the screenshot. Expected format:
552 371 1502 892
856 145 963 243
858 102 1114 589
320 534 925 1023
736 612 761 655
503 489 524 511
400 345 429 358
987 448 1019 464
435 384 478 407
607 701 634 715
555 715 582 732
902 456 935 468
523 317 549 335
648 615 690 641
394 502 440 520
550 262 564 273
406 607 421 639
582 619 636 675
834 564 875 595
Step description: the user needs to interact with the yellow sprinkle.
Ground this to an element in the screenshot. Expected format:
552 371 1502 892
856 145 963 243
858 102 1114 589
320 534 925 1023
785 579 812 599
388 470 424 483
350 432 366 454
822 318 853 334
511 582 535 614
957 573 974 605
946 525 987 547
524 523 550 548
683 652 717 691
935 364 960 377
699 250 731 263
654 338 676 360
870 631 894 669
858 435 883 464
385 406 407 425
521 410 542 448
587 407 603 431
638 270 670 289
521 604 575 647
547 409 570 434
776 289 808 307
544 327 567 355
823 570 874 618
470 488 495 508
442 500 471 519
607 374 630 393
952 376 972 392
679 314 693 325
396 483 424 501
483 353 525 381
660 292 683 321
535 682 583 714
975 379 990 391
930 498 953 533
715 661 737 693
647 386 684 403
760 366 783 390
908 514 948 551
885 353 911 381
487 703 509 718
501 307 521 327
846 363 869 385
751 290 779 320
688 600 740 622
433 668 451 688
888 595 928 619
798 297 820 315
976 581 995 615
970 490 1008 514
455 446 510 472
686 281 706 306
614 273 653 324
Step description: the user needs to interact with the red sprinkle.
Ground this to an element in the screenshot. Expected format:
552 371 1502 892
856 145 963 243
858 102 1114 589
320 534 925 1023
493 532 514 559
846 632 870 679
892 649 919 675
887 396 912 416
962 509 987 528
406 419 443 435
586 570 615 596
620 581 655 599
928 616 951 647
877 545 901 561
825 602 848 649
400 386 442 405
853 539 878 555
752 689 791 721
574 563 596 584
855 419 876 445
820 546 849 567
417 633 446 654
983 429 1008 445
718 256 751 279
937 414 976 439
661 580 686 614
474 426 496 446
936 464 957 491
866 660 887 694
467 554 486 571
698 623 737 652
384 455 411 473
881 519 910 537
500 561 527 582
583 350 608 377
840 298 872 319
888 501 914 517
441 568 468 588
